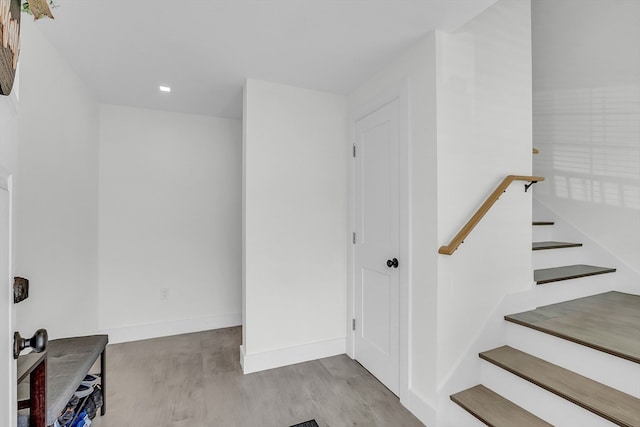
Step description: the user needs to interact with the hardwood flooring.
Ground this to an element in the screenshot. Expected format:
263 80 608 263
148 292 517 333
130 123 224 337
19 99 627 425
90 327 424 427
505 291 640 363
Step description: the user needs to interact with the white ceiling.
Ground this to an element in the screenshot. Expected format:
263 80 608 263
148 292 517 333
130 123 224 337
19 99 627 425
34 0 497 119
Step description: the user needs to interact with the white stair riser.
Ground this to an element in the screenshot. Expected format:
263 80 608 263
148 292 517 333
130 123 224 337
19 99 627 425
481 362 618 427
530 273 617 307
505 323 640 398
446 401 489 427
532 225 554 242
533 246 590 270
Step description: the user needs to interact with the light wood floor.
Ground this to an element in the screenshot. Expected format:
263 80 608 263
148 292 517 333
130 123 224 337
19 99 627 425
506 291 640 363
91 327 424 427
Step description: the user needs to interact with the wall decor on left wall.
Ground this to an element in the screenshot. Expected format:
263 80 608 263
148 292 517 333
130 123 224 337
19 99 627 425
21 0 55 20
0 0 21 95
1 0 56 96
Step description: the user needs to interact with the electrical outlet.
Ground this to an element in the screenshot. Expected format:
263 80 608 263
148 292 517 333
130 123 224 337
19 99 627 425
160 287 169 300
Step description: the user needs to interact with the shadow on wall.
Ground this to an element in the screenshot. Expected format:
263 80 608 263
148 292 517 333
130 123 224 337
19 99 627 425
534 84 640 211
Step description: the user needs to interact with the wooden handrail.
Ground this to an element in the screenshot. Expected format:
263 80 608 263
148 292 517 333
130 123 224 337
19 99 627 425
438 175 545 255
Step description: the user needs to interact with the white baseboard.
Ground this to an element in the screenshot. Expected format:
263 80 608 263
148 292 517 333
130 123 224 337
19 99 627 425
241 337 346 374
239 344 246 371
405 389 437 427
101 312 242 344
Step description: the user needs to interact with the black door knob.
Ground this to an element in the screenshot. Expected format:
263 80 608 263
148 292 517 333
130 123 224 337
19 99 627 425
13 329 48 359
386 258 399 268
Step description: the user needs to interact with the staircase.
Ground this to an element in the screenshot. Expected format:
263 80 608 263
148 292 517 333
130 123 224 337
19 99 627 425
450 221 640 427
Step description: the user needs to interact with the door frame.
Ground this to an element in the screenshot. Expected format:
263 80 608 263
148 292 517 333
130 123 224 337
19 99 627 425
1 167 16 427
347 80 410 403
1 73 19 427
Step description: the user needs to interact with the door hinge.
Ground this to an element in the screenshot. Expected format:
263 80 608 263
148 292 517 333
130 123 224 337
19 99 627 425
352 318 356 331
353 144 356 157
352 232 356 244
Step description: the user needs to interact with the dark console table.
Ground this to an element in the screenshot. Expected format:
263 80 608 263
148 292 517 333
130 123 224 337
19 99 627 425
17 351 47 427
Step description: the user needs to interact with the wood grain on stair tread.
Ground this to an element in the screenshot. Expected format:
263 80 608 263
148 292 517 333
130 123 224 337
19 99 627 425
480 346 640 427
505 291 640 364
533 221 555 226
532 241 583 251
451 385 553 427
534 264 616 284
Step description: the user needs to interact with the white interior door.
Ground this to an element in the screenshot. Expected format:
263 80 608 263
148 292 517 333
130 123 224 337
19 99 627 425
0 176 16 427
354 99 400 395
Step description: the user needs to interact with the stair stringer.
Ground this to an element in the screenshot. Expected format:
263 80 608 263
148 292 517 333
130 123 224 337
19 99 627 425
436 287 538 427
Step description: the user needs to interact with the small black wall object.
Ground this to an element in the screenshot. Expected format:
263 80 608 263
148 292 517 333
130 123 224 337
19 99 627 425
13 276 29 303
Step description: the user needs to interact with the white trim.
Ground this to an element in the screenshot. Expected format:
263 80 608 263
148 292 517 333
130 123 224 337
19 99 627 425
0 167 10 191
239 344 246 371
4 89 18 114
347 79 411 403
4 67 19 114
398 80 411 404
241 337 346 374
350 81 409 123
0 172 15 427
346 117 355 358
406 388 438 427
101 312 241 344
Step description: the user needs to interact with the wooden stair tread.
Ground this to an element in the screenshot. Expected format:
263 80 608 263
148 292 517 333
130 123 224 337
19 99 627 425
505 291 640 363
534 264 616 284
532 241 583 251
533 221 554 226
480 346 640 427
451 385 553 427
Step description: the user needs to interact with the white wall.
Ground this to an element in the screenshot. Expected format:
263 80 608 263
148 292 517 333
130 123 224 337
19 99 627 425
0 87 18 177
435 0 532 400
347 4 533 422
532 0 640 273
15 19 100 339
348 34 439 422
99 105 242 342
242 79 347 372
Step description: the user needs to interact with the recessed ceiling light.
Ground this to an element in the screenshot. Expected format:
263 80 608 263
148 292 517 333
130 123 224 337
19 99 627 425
159 85 171 93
